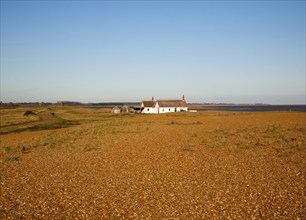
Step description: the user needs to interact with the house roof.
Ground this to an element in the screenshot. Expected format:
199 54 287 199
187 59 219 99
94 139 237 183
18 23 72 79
157 100 187 107
141 99 187 108
142 101 156 107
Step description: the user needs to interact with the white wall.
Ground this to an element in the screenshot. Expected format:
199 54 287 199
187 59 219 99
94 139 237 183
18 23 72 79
142 107 155 114
181 107 188 111
159 107 176 113
141 104 188 114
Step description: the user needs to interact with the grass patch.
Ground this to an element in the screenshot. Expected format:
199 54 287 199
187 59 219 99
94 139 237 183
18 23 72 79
294 141 306 150
167 121 203 125
182 144 196 152
265 123 281 134
7 156 21 161
191 133 198 138
83 145 97 152
0 119 79 135
0 107 42 127
273 147 293 157
235 141 251 150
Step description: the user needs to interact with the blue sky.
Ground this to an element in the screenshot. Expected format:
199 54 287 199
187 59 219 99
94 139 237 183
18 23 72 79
1 1 305 104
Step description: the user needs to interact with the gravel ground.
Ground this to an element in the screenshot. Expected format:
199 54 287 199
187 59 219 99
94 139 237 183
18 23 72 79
0 111 305 219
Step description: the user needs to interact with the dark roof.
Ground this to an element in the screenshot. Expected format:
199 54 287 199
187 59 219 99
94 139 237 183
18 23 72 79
142 101 156 107
157 100 187 107
141 99 187 108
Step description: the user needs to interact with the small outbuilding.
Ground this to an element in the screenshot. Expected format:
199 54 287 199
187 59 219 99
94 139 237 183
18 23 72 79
121 105 130 113
111 106 121 114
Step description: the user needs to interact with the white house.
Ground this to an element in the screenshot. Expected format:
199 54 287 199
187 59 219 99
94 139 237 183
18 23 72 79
111 106 121 114
141 96 188 114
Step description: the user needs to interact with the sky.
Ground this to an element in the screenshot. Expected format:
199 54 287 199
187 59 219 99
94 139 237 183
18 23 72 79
1 1 305 104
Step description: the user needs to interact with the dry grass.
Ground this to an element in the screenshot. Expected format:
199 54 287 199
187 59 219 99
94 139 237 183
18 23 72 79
0 107 43 127
0 106 305 219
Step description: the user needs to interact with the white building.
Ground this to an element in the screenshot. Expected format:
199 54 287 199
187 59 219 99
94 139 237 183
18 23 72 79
141 96 188 114
111 106 121 114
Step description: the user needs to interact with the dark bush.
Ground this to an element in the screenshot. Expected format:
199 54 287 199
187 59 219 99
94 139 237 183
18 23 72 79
23 111 36 116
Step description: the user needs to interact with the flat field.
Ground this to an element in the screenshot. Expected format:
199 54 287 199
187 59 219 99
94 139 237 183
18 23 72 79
0 106 305 219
